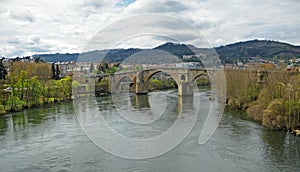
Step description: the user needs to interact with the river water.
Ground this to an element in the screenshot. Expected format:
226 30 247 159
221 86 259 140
0 90 299 172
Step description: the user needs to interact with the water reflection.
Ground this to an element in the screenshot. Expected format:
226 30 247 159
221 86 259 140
0 104 75 136
0 91 299 171
261 128 300 169
131 94 150 109
12 112 28 131
0 115 6 133
177 95 194 112
75 90 200 159
94 91 181 138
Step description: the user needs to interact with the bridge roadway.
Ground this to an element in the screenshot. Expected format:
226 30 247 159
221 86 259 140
95 67 217 96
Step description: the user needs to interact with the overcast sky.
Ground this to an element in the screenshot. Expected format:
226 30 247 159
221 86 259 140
1 0 299 57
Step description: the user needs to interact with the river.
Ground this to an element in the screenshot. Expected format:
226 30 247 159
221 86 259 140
0 90 299 172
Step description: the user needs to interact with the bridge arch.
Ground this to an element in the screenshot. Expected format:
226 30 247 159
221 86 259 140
181 74 186 81
191 73 209 83
114 75 135 92
190 69 209 83
143 69 180 87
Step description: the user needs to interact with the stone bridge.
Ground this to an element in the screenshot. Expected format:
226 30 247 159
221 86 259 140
96 68 215 96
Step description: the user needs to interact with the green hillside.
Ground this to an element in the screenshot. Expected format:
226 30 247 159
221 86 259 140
216 40 300 63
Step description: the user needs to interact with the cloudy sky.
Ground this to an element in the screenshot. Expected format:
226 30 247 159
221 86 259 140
1 0 299 57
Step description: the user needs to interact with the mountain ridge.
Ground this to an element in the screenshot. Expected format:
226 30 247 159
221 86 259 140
32 39 300 63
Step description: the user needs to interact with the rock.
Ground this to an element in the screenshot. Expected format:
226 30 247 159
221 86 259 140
291 130 300 136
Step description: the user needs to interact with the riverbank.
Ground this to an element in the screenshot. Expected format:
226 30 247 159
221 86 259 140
0 77 72 115
225 69 300 133
0 96 73 116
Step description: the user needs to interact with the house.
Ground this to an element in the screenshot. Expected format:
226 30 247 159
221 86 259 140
286 63 300 72
183 55 193 60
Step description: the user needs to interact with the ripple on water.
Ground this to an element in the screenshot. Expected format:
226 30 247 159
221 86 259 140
0 91 300 172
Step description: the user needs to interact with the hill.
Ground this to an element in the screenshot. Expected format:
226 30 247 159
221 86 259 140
216 40 300 63
33 40 300 63
33 53 79 62
154 42 197 56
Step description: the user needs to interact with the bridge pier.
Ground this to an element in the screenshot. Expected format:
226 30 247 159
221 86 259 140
135 72 148 94
136 81 148 94
108 75 119 94
178 82 193 96
133 95 150 109
177 95 194 110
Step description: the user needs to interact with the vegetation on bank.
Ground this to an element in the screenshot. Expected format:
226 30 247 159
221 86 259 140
226 69 300 131
0 62 72 114
148 79 177 91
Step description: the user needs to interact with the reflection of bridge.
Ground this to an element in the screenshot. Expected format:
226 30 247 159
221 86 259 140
96 68 215 96
134 93 195 110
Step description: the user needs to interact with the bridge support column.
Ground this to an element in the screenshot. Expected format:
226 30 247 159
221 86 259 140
136 81 148 94
108 75 119 94
178 82 193 96
133 95 150 109
136 72 148 94
177 95 194 110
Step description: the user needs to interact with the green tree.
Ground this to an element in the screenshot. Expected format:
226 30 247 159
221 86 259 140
0 59 7 80
51 63 56 79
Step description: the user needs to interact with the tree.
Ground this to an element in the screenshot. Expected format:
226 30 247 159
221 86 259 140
51 63 56 79
26 76 42 107
55 64 60 80
34 56 45 63
90 63 94 73
106 66 118 74
2 61 73 112
0 59 7 80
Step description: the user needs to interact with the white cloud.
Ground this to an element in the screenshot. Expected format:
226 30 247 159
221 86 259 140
124 0 188 13
0 0 299 57
9 8 35 23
